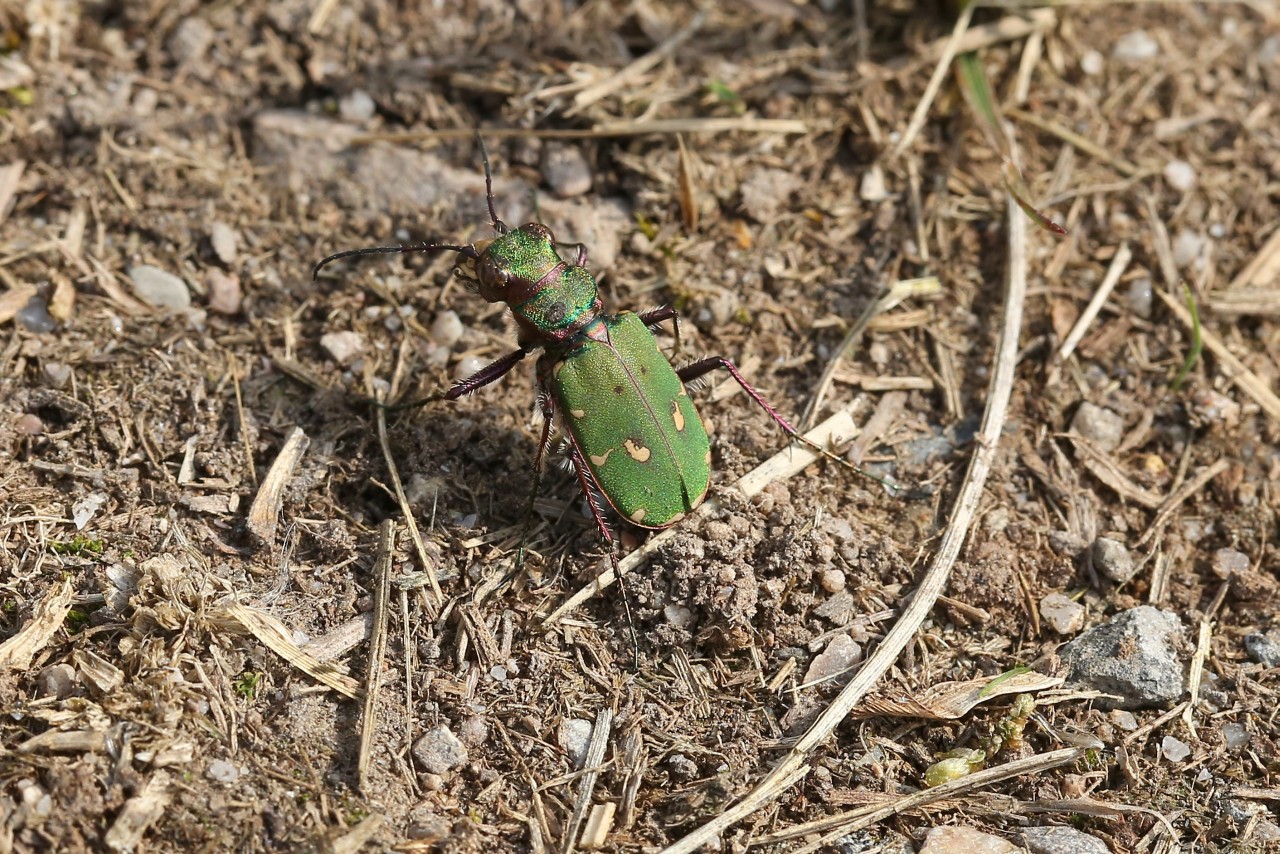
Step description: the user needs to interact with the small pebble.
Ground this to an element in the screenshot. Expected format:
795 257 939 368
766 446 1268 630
429 310 464 348
667 753 698 781
129 264 192 310
1022 825 1112 854
1040 593 1085 634
1161 735 1191 762
1244 632 1280 667
167 17 214 63
540 144 592 198
15 413 45 435
1172 228 1204 268
1126 276 1154 318
412 725 468 775
664 604 694 628
1190 389 1240 427
205 269 242 315
558 718 593 769
17 296 56 333
919 825 1020 854
1070 403 1124 452
802 633 861 685
16 781 52 819
1212 548 1250 578
859 164 887 202
339 88 376 122
1092 537 1136 584
819 568 846 594
320 330 364 364
460 716 488 747
488 665 507 682
206 759 241 783
1109 709 1138 731
35 664 76 699
1163 159 1196 193
209 222 238 265
72 491 107 530
1260 35 1280 64
1112 30 1159 62
1080 49 1105 76
132 87 158 116
453 355 486 383
1221 722 1249 750
42 362 71 388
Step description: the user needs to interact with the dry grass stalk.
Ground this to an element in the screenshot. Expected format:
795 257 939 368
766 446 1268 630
218 603 361 699
1054 242 1132 365
567 9 707 115
1135 457 1231 548
661 159 1031 854
759 747 1085 849
1225 227 1280 291
376 403 444 612
358 519 396 793
0 159 27 225
561 708 613 854
1157 288 1280 423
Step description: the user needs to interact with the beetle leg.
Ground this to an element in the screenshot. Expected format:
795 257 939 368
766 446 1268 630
380 346 529 412
443 347 529 400
677 356 903 493
639 305 682 356
515 389 558 578
564 443 641 669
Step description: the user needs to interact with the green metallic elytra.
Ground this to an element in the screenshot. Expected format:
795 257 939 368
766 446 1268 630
546 312 711 529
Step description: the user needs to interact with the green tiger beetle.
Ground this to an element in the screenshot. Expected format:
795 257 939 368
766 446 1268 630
314 138 886 648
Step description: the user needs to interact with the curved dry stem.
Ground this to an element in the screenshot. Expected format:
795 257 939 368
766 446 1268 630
659 183 1029 854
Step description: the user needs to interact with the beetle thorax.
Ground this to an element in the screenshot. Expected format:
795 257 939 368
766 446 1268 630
468 222 602 347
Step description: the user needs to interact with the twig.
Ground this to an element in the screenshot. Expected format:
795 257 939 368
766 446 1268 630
1006 108 1142 178
542 402 863 627
246 426 308 543
376 404 444 613
1157 289 1280 424
561 708 613 854
757 747 1084 848
892 4 974 158
1135 458 1231 548
567 9 707 115
660 151 1030 854
358 520 395 793
351 117 807 147
1053 243 1132 364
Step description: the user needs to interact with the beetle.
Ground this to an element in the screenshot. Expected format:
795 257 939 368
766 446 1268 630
313 139 869 598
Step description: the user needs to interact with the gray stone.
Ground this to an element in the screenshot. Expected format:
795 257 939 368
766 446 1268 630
1040 593 1085 634
428 310 464 349
558 718 593 769
1164 160 1196 193
1092 537 1136 583
35 664 76 699
1022 825 1111 854
1060 606 1186 709
320 330 364 365
412 724 467 774
17 295 55 333
1244 632 1280 666
338 89 376 122
1070 403 1124 452
1161 735 1191 762
803 634 861 685
209 222 238 265
540 144 592 198
129 264 192 310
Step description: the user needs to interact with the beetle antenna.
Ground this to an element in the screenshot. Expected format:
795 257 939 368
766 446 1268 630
475 132 508 236
312 242 479 281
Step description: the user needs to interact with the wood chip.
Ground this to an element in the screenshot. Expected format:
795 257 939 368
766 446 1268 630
0 579 74 670
216 603 361 699
104 772 171 853
246 426 309 543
